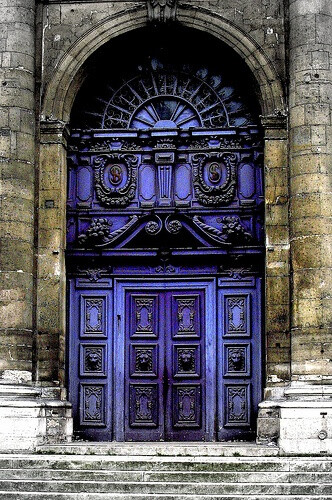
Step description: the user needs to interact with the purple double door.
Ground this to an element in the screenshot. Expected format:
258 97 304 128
68 276 261 442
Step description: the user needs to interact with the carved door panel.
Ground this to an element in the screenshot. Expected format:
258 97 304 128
123 285 209 442
217 275 262 440
68 277 113 441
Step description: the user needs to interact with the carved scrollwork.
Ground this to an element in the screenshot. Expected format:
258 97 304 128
145 216 162 235
93 153 138 207
191 215 253 246
192 152 237 206
165 216 182 234
78 216 139 248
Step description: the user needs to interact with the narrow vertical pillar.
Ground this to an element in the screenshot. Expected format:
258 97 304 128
256 115 290 446
0 0 36 382
37 121 69 385
277 0 332 454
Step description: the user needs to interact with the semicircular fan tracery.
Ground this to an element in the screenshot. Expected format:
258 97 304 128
81 62 255 130
100 70 251 129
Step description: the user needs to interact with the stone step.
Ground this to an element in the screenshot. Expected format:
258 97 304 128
0 494 332 500
0 468 332 484
36 443 280 457
0 479 331 496
1 455 332 473
0 455 331 499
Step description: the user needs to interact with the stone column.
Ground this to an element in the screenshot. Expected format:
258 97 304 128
0 0 36 383
256 115 290 446
0 0 39 450
0 2 72 451
279 0 332 454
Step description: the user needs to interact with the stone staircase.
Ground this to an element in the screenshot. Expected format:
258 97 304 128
0 444 331 499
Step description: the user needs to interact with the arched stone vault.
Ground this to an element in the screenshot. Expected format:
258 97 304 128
42 4 285 123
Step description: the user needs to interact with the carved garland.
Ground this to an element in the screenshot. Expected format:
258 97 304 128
192 152 237 206
93 153 138 207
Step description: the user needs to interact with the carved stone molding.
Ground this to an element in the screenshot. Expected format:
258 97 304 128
147 0 178 23
260 114 287 140
40 119 70 146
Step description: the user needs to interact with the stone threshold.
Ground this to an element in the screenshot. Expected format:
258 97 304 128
36 442 280 457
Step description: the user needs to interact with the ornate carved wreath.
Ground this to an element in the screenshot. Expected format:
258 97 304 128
93 153 138 207
192 152 237 206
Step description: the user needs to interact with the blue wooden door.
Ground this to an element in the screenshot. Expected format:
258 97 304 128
68 275 261 441
123 287 207 441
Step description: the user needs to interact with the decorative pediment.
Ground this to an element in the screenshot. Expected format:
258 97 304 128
76 213 254 250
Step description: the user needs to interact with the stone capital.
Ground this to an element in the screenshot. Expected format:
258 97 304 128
260 114 287 140
40 120 70 146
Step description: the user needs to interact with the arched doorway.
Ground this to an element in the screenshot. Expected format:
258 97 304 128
66 27 264 442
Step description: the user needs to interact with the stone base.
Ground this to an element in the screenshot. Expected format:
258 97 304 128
257 385 332 455
0 384 73 452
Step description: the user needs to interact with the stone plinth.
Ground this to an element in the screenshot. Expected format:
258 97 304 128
0 385 72 452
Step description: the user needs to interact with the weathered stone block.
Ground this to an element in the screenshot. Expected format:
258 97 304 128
291 235 331 269
290 192 332 218
311 125 327 146
266 276 290 305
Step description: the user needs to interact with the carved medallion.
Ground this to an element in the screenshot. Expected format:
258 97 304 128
192 152 237 206
93 153 138 207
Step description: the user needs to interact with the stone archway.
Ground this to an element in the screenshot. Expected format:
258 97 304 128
37 5 288 427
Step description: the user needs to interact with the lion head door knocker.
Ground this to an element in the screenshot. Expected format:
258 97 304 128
85 348 102 372
136 349 153 372
93 153 138 207
228 348 245 372
178 348 195 373
192 152 237 206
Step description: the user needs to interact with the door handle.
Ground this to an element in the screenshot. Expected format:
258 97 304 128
163 363 169 402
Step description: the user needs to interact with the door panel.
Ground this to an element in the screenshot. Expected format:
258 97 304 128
124 287 206 441
166 290 205 441
68 279 113 440
125 291 165 441
217 275 262 440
